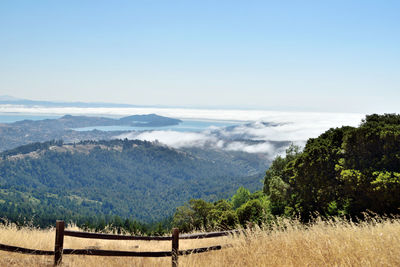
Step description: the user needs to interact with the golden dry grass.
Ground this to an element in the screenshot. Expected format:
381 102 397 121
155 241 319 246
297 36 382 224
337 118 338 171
0 217 399 266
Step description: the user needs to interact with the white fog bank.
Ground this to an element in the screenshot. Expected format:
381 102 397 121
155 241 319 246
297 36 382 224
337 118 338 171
1 104 366 157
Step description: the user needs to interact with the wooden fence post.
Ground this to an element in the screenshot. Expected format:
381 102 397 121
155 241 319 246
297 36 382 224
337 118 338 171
172 228 179 267
54 220 65 266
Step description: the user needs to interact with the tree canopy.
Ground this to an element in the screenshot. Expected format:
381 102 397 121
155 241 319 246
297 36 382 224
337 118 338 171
173 114 400 232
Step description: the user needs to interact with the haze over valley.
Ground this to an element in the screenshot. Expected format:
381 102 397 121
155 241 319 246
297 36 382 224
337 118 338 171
0 96 364 157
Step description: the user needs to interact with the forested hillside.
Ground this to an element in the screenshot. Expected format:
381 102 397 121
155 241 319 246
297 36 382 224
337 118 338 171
172 114 400 232
263 114 400 220
0 139 268 227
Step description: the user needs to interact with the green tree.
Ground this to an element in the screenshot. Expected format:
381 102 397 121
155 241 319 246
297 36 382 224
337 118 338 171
172 199 213 231
338 114 400 215
207 200 238 230
268 175 289 214
289 127 353 221
264 144 301 215
231 187 250 210
189 199 213 229
172 205 195 232
236 199 266 226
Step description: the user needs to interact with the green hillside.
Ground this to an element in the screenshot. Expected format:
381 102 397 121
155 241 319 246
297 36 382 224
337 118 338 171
0 139 268 226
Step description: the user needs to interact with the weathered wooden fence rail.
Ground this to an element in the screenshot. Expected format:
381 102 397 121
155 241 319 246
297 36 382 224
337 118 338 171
0 220 239 266
0 243 54 255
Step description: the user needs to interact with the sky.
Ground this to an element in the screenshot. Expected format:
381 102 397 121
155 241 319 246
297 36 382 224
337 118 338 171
0 1 399 113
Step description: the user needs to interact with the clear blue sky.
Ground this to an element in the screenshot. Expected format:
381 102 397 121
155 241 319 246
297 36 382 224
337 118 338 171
0 1 399 112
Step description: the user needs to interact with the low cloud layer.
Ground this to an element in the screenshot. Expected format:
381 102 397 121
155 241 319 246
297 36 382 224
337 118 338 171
0 104 364 123
131 130 219 149
116 112 362 158
2 104 366 158
118 128 285 158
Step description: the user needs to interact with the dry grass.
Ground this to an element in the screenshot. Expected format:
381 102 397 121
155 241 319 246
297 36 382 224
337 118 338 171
1 217 399 266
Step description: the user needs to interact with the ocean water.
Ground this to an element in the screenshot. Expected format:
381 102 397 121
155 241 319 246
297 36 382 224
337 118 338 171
73 120 238 132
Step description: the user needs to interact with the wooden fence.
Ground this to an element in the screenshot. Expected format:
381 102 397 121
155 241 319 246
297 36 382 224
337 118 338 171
0 220 239 266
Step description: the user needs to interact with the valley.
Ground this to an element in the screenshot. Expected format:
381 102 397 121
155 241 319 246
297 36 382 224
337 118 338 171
0 139 270 225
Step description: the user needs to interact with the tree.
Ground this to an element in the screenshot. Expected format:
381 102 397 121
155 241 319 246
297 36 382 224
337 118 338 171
172 205 195 233
268 175 289 215
338 114 400 215
207 200 238 230
236 199 265 226
264 144 301 215
189 199 213 229
289 127 353 221
172 199 213 232
231 187 250 210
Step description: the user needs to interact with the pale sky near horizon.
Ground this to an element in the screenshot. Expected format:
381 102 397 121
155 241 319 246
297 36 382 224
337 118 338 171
0 1 399 113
